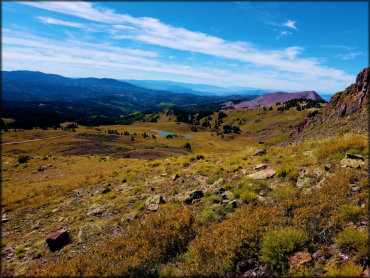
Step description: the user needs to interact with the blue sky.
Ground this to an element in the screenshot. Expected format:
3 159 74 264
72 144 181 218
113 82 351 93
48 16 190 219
2 1 368 94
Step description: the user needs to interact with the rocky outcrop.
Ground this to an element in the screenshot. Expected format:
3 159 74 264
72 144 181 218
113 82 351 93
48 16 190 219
46 230 70 251
291 68 369 140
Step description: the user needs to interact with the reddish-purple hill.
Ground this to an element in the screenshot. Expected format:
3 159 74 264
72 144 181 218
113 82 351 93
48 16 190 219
224 91 324 109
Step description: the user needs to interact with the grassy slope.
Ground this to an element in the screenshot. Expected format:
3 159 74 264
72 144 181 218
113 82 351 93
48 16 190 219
1 105 368 276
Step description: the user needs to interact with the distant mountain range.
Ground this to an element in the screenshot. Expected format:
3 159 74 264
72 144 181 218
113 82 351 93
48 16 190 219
122 79 275 96
1 71 256 107
223 91 324 109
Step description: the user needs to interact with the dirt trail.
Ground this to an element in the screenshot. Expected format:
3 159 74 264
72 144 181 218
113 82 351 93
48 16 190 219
1 135 67 145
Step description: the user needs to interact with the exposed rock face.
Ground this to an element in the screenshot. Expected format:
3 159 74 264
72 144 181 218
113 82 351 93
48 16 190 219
145 195 164 206
46 230 70 251
291 68 369 141
255 164 267 171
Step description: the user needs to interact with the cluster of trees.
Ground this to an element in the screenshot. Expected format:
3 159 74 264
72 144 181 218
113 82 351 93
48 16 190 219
277 98 326 111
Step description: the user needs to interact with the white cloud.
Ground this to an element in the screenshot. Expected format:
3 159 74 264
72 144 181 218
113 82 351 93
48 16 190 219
37 16 85 28
336 52 363 60
284 20 297 30
7 2 355 92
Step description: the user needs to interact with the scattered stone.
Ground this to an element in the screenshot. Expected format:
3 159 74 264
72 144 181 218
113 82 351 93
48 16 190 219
222 191 235 200
184 190 204 204
172 174 179 181
255 164 267 171
340 154 365 169
147 204 159 211
38 165 52 172
121 178 127 184
196 154 204 160
312 250 322 259
161 173 168 177
58 217 65 222
145 195 165 206
1 214 9 223
324 163 335 172
46 230 70 252
87 204 105 217
213 178 224 187
289 252 312 267
296 169 310 188
253 148 266 156
247 168 276 180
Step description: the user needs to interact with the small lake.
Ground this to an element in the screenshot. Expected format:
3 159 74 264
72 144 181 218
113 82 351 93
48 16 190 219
151 130 195 139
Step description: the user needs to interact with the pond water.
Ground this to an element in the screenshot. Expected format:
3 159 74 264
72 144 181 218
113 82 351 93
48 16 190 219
151 130 194 139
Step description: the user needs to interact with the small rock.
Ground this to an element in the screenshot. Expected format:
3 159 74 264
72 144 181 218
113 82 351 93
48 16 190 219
1 216 9 223
296 169 310 188
213 178 224 187
87 204 105 217
184 190 204 204
196 154 204 160
255 164 267 171
350 185 360 192
216 187 226 195
347 222 357 229
312 250 322 259
222 191 235 200
340 157 365 169
121 178 127 184
46 230 70 252
253 148 266 156
145 195 165 205
247 168 276 180
288 252 312 267
58 217 65 222
172 174 179 181
161 173 168 177
361 268 369 278
38 165 48 172
147 204 159 211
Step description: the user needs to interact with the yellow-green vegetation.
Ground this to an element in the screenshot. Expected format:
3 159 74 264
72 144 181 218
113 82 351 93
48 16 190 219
1 108 368 277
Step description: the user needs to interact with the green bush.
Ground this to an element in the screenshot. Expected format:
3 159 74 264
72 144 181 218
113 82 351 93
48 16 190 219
200 209 216 226
277 165 298 181
335 227 368 261
17 154 29 164
147 160 161 167
324 260 363 277
261 227 307 275
339 205 362 223
15 246 25 259
240 190 257 203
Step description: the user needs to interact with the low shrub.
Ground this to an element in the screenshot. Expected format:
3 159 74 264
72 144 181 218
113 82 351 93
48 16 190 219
200 209 216 226
240 190 257 203
324 260 363 277
260 227 307 275
335 227 368 261
17 154 29 164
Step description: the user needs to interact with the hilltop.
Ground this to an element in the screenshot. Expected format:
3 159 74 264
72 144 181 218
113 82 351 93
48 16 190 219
223 91 324 109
